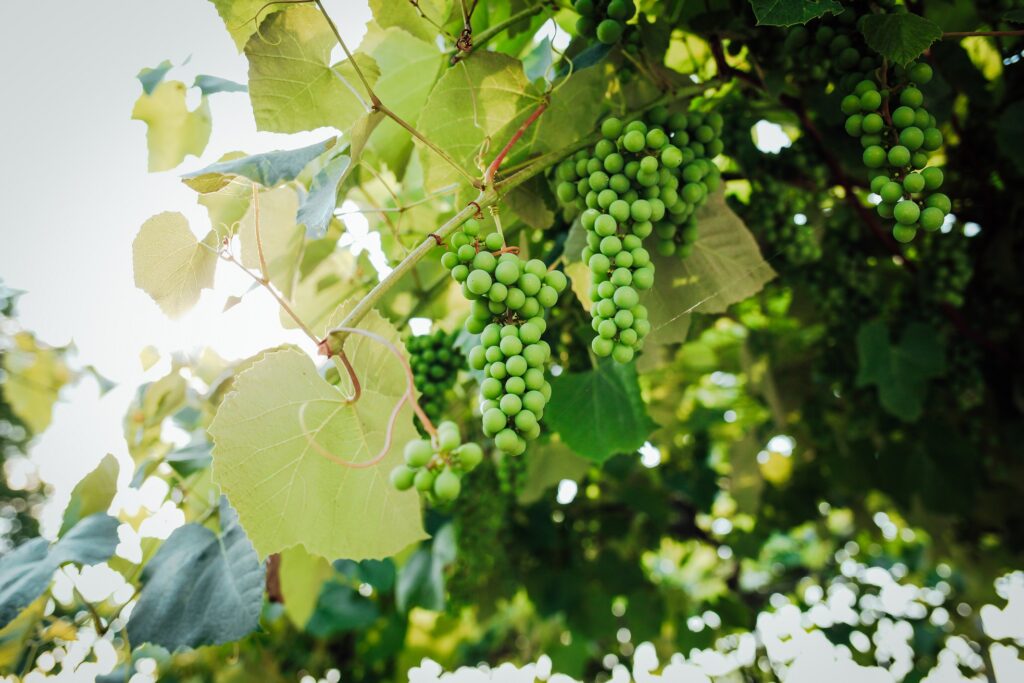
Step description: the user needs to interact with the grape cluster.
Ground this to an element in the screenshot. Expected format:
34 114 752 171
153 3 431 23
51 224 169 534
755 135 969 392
573 0 636 45
406 329 463 426
729 177 822 267
552 108 723 361
441 218 568 455
391 421 483 503
782 10 880 89
841 62 950 242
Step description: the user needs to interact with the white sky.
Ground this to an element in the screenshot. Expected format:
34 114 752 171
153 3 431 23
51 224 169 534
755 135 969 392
0 0 371 533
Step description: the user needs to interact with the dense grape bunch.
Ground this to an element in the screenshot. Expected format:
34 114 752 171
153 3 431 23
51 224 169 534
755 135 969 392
406 329 463 427
573 0 639 46
841 61 951 242
729 177 822 267
552 108 723 362
781 9 880 89
391 421 483 503
440 218 568 455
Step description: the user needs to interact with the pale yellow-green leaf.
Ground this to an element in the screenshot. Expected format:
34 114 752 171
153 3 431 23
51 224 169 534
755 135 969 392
962 36 1003 81
209 0 287 51
361 26 445 176
209 312 427 561
416 51 533 190
245 5 379 134
139 345 160 371
198 173 252 239
283 251 370 337
565 261 593 311
59 454 119 537
131 80 211 172
0 597 45 669
369 0 451 43
644 191 775 323
2 332 71 434
239 185 303 298
132 212 219 318
280 544 333 628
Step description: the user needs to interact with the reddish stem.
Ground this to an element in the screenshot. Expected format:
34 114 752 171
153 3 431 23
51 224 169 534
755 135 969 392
485 101 548 186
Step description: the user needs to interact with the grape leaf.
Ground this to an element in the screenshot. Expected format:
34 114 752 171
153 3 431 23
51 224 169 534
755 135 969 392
126 499 264 651
518 440 592 505
280 545 333 628
856 320 945 421
416 51 532 190
530 66 609 154
361 26 445 178
193 75 247 95
182 138 337 193
0 514 119 629
2 332 71 433
209 311 427 561
299 112 384 237
545 360 657 463
131 81 211 172
137 59 173 95
59 454 119 537
306 583 379 636
644 191 775 323
238 186 303 298
208 0 287 51
132 212 219 318
749 0 842 26
860 13 943 66
395 525 456 612
245 5 379 135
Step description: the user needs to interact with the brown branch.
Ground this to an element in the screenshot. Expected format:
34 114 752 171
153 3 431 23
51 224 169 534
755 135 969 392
943 30 1024 37
266 553 283 603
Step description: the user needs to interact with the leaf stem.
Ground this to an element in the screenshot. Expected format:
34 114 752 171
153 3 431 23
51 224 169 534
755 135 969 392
376 102 482 187
314 0 379 107
485 100 549 186
251 184 270 282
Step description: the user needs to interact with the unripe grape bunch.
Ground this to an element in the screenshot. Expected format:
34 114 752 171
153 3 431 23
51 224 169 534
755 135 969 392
440 218 568 456
406 329 463 428
573 0 637 45
391 421 483 503
551 107 723 362
841 61 951 243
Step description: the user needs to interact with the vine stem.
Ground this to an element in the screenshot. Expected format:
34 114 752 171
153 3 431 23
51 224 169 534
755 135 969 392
251 183 270 282
943 30 1024 37
450 2 547 64
485 100 549 186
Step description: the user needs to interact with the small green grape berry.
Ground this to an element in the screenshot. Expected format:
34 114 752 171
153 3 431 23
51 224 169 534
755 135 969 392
921 166 943 190
922 127 943 151
920 206 945 231
880 181 904 204
434 468 461 501
404 439 434 467
494 428 521 453
894 200 921 225
909 62 933 84
892 224 917 243
925 192 951 213
863 146 886 168
888 145 911 167
903 172 926 194
414 468 436 492
859 90 882 111
845 114 864 136
596 18 624 44
390 465 416 491
862 113 884 134
623 130 646 153
841 94 861 115
591 336 614 357
601 117 623 139
900 87 923 108
612 344 635 363
899 126 924 151
891 106 916 129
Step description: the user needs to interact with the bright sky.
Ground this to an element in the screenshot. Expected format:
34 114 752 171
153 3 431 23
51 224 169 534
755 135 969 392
0 0 371 534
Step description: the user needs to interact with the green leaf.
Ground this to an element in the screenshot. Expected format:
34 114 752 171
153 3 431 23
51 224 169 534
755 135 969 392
298 112 384 237
137 59 173 95
1006 8 1024 22
245 5 379 134
182 138 337 193
0 514 119 629
395 525 455 612
643 191 775 327
416 52 533 190
2 332 71 433
518 440 592 505
545 360 657 463
280 545 333 629
369 0 448 43
132 212 219 318
209 311 427 561
306 583 379 636
860 13 943 66
530 66 609 155
749 0 842 26
127 499 264 650
208 0 287 51
238 186 303 298
361 26 446 177
856 320 946 421
59 454 119 537
131 81 212 172
193 74 247 95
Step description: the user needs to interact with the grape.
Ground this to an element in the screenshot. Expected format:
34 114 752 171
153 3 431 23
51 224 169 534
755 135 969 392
392 421 483 504
894 200 921 225
406 329 464 428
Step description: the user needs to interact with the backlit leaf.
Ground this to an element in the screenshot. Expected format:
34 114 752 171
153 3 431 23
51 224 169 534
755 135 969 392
131 81 211 172
132 212 219 318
